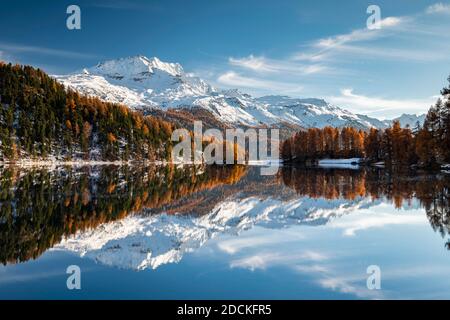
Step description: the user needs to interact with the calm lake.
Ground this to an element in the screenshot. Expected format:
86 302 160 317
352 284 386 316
0 164 449 299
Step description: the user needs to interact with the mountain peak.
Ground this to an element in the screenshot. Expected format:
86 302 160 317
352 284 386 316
91 55 184 78
56 55 388 130
391 113 426 128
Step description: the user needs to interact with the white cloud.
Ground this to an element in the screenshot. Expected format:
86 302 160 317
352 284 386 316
303 64 327 74
314 17 404 50
225 238 382 298
426 3 450 14
290 51 329 62
291 15 450 64
327 89 434 119
229 55 277 73
317 275 383 299
294 265 329 273
229 54 328 75
230 250 328 271
0 269 65 284
295 16 437 64
373 16 404 29
217 71 303 93
338 213 424 236
324 44 447 62
217 232 305 254
0 42 98 59
222 16 415 100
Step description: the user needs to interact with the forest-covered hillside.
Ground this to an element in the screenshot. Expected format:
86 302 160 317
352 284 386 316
0 62 175 162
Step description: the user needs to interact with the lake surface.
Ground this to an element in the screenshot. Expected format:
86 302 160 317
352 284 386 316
0 164 449 299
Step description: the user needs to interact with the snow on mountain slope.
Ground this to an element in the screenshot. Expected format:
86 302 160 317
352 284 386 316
391 113 426 128
56 55 390 129
54 194 378 270
57 55 213 109
256 96 385 129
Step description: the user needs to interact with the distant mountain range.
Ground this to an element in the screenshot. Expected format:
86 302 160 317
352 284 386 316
56 55 426 131
391 113 426 128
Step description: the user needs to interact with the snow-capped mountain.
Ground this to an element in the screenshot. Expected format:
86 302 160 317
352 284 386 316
56 55 392 130
391 113 426 128
56 55 213 109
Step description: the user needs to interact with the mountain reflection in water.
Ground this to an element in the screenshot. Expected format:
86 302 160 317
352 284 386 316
0 165 449 269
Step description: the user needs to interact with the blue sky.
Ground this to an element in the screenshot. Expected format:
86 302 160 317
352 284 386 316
1 0 449 118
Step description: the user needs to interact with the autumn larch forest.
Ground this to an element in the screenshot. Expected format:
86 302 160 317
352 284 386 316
281 76 450 169
0 62 174 162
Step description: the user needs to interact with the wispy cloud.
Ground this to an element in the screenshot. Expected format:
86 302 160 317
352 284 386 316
299 15 447 65
230 250 328 271
320 43 447 62
327 89 434 118
426 2 450 14
313 17 404 51
288 16 407 65
219 15 419 100
328 208 425 236
229 55 276 73
217 71 303 94
0 269 65 285
217 232 305 254
225 237 382 299
0 42 99 60
229 55 328 75
317 274 383 299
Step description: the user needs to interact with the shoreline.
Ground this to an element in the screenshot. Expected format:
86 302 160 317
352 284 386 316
1 159 448 174
0 159 166 168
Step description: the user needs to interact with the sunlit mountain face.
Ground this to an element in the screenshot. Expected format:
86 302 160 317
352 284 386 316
1 165 449 284
56 55 403 131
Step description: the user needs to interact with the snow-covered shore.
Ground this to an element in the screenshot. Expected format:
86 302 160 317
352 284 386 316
318 158 362 169
0 159 167 168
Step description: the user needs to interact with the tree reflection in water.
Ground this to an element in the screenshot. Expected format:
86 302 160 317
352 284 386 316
0 164 246 265
280 167 450 249
0 165 449 265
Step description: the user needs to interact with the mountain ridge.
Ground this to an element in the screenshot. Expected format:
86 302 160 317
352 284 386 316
56 55 423 130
